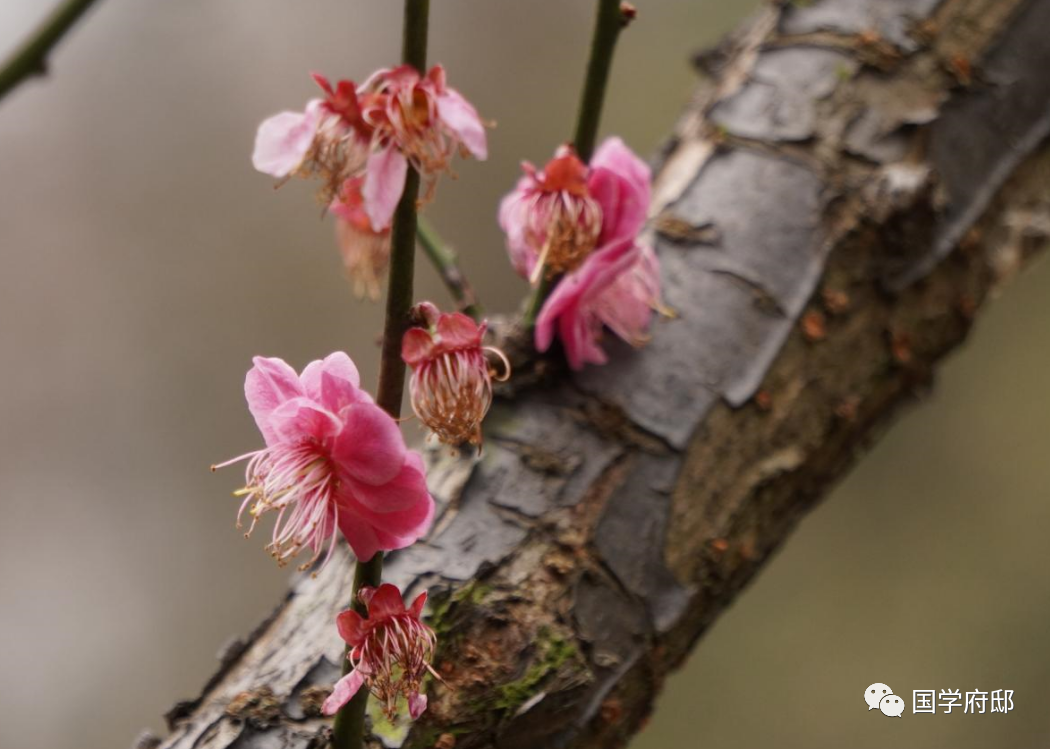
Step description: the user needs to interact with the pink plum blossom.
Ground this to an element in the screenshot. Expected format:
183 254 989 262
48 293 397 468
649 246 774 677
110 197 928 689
322 583 440 721
213 353 434 570
253 66 487 231
330 177 391 301
499 137 650 283
510 137 662 370
252 73 374 205
534 238 663 371
401 302 509 448
356 64 488 229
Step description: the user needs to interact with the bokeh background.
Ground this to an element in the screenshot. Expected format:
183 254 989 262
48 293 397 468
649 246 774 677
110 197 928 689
1 2 1048 749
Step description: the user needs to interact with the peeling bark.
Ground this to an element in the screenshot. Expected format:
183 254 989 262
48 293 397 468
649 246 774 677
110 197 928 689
155 1 1050 748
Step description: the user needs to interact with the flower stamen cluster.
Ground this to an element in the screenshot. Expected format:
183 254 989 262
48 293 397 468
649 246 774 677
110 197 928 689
322 584 441 721
402 302 509 448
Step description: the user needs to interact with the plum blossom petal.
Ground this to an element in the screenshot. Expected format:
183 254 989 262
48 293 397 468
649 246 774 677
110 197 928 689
338 517 382 563
301 351 372 413
251 100 324 178
594 243 662 346
268 397 342 443
245 356 305 444
301 351 361 401
342 449 433 514
336 452 434 561
535 238 641 370
498 176 539 277
363 146 408 231
366 583 407 620
436 89 487 159
408 591 427 619
401 327 435 367
336 608 367 647
330 402 407 486
408 692 428 720
437 311 485 349
590 137 651 207
588 163 648 246
329 177 391 301
322 670 366 716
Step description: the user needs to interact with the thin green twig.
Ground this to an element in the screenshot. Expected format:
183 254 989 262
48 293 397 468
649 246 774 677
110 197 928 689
0 0 104 104
417 217 482 319
572 0 624 163
522 0 626 327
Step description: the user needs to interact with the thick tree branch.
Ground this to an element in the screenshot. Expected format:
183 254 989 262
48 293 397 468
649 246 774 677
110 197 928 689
155 1 1050 748
0 0 103 103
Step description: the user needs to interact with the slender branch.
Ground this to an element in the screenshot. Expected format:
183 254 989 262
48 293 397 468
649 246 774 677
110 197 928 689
416 217 482 319
522 0 625 327
572 0 624 163
521 274 553 327
374 169 422 416
0 0 103 104
374 0 429 417
331 2 429 748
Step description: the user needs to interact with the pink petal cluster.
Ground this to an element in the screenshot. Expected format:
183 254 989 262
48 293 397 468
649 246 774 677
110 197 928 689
535 238 662 370
358 64 488 225
214 353 434 569
402 302 509 448
252 73 373 207
322 583 439 721
330 177 391 301
253 65 486 231
500 137 663 370
499 137 649 282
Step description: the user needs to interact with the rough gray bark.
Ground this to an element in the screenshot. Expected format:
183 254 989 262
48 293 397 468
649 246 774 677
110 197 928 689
155 1 1050 748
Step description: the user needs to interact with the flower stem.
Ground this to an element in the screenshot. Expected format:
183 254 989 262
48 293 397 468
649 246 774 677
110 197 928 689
521 275 553 327
417 217 482 319
0 0 104 104
522 0 625 327
572 0 624 163
332 2 429 748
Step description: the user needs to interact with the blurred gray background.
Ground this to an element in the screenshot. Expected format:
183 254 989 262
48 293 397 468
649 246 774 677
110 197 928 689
0 2 1047 749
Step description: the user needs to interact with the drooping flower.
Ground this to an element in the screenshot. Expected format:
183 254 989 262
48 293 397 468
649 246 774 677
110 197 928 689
253 66 487 232
356 64 488 229
499 137 650 283
213 353 434 570
252 73 374 205
534 238 664 370
330 177 391 301
322 584 440 721
402 302 509 448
